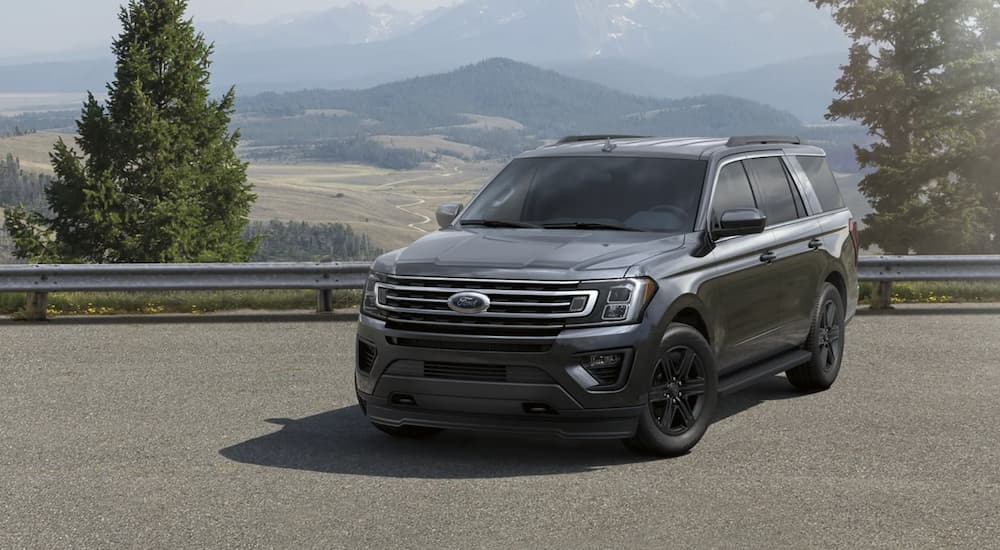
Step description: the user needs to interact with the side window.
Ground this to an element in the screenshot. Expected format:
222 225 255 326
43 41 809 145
745 157 799 226
711 161 756 225
797 156 846 212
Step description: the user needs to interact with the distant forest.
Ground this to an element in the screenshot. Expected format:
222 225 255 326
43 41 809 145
0 154 50 213
0 111 76 135
244 220 383 262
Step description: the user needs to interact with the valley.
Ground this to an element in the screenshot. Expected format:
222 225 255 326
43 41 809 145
0 131 497 252
0 54 873 259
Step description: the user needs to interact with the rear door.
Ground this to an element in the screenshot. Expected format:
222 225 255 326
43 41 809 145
700 159 782 372
744 156 823 349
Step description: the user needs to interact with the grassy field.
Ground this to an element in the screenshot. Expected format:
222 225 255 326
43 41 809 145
246 158 497 250
370 134 485 159
858 281 1000 305
0 132 501 252
0 131 73 173
454 113 524 130
0 289 361 317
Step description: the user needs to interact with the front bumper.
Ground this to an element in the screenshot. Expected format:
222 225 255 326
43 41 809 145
355 314 658 439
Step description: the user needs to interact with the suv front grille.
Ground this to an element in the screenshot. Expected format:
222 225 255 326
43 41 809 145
375 275 596 337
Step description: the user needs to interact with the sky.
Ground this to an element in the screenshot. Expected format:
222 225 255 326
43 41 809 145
1 0 457 57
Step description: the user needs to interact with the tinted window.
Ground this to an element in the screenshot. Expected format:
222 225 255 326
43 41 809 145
711 161 756 223
798 156 846 212
745 157 799 226
461 157 708 233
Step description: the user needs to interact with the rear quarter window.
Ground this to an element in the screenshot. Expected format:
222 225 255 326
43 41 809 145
797 156 846 212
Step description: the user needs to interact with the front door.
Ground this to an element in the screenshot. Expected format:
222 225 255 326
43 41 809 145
699 159 786 372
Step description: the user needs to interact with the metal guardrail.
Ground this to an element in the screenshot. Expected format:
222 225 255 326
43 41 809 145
0 262 371 320
2 256 998 319
858 255 1000 282
858 255 1000 309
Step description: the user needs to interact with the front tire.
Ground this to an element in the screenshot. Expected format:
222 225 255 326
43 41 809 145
787 282 846 391
624 323 718 457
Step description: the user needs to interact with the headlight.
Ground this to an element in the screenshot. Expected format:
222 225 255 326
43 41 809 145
361 272 386 320
568 277 658 326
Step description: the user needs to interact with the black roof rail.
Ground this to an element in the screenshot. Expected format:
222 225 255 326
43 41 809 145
726 136 802 147
556 135 649 145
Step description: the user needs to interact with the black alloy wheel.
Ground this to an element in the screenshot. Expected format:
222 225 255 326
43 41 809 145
787 282 846 391
816 299 843 372
648 346 708 436
625 323 718 457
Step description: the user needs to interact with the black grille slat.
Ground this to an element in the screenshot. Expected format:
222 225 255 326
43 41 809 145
584 365 622 385
424 362 507 382
417 362 555 384
386 337 552 353
386 276 578 292
357 340 378 373
385 320 563 337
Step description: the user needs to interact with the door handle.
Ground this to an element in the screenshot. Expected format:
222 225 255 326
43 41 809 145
808 238 823 250
760 251 777 263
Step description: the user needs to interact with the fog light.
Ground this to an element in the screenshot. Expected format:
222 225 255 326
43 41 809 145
581 352 625 386
583 353 623 368
569 295 589 313
603 303 629 320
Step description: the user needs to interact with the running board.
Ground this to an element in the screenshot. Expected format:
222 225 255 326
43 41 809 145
718 350 812 394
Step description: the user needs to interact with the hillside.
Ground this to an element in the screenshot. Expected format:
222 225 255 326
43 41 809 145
1 58 868 172
235 58 805 156
550 52 849 123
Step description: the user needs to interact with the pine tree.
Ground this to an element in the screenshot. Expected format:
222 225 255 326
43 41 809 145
3 0 256 262
813 0 1000 254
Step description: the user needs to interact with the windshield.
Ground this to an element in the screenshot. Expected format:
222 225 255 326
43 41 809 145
460 156 707 233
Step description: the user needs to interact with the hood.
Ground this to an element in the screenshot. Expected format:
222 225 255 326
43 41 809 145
374 228 687 280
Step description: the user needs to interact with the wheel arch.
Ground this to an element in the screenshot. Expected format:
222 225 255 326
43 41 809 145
823 269 847 301
662 294 713 345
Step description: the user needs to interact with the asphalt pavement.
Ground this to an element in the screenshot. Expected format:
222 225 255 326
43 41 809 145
2 305 999 549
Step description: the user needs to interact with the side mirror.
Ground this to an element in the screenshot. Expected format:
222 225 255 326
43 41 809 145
713 208 767 239
435 203 463 229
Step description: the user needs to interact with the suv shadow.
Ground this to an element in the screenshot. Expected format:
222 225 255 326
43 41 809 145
218 375 800 478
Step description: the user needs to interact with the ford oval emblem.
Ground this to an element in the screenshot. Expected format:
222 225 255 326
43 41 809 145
447 292 491 314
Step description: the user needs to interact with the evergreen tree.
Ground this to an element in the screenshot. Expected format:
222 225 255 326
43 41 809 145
813 0 1000 254
3 0 256 262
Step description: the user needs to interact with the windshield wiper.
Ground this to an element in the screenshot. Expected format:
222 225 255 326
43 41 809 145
461 219 540 229
541 222 644 232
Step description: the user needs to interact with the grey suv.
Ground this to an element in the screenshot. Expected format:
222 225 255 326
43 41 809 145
355 136 858 456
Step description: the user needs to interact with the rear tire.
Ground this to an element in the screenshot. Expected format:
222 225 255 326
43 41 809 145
624 323 718 457
787 282 846 391
371 422 442 439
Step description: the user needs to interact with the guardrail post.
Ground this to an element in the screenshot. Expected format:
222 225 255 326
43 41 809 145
24 292 49 321
871 281 893 310
317 289 334 313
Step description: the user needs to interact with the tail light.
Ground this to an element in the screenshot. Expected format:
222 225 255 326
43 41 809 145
849 219 860 265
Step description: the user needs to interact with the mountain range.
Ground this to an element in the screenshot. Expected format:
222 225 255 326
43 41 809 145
1 0 849 122
229 58 865 173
